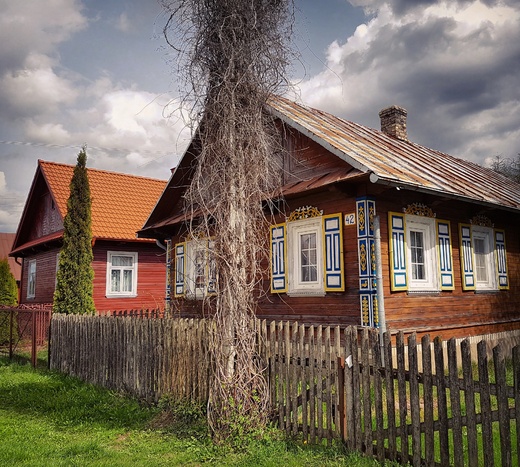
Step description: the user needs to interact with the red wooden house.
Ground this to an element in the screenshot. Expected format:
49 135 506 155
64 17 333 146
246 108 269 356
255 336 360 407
138 97 520 341
10 160 168 313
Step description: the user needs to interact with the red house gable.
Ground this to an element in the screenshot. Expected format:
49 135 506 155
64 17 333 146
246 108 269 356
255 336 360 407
10 160 168 312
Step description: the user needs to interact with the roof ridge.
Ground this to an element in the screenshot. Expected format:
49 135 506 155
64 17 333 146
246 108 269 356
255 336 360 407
39 159 167 182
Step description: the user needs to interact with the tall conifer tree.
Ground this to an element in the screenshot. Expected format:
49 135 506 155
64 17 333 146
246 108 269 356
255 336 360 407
53 147 95 314
0 258 18 306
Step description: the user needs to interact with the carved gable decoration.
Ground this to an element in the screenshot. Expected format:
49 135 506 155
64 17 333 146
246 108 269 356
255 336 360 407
403 203 435 218
470 214 494 228
287 206 323 222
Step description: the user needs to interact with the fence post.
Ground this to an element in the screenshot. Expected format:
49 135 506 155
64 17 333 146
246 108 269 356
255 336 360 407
9 308 14 360
31 310 37 368
337 356 346 441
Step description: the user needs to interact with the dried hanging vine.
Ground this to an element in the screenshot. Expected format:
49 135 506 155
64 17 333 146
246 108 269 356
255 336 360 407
161 0 294 440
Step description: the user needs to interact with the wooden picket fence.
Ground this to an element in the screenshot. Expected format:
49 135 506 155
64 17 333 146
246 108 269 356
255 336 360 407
49 315 520 466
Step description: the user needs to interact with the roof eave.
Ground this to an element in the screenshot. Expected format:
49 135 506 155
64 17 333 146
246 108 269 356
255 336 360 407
371 174 520 214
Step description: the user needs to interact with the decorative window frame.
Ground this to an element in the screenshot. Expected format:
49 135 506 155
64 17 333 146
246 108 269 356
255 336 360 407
459 218 508 291
174 238 216 300
105 251 138 298
270 208 344 296
389 206 454 293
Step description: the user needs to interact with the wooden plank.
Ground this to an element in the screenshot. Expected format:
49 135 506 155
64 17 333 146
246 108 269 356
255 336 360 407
493 344 512 467
277 320 284 431
291 321 298 437
309 325 316 445
383 331 397 461
396 331 409 464
372 330 384 463
434 336 449 466
408 333 421 467
333 325 341 440
478 340 494 467
316 325 324 442
448 338 463 467
461 339 478 466
514 345 520 467
345 326 357 451
361 327 372 455
421 334 435 467
325 326 333 444
300 324 308 443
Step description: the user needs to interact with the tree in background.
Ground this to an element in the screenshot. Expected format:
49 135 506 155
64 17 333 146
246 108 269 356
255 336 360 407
0 257 18 344
490 154 520 183
53 147 95 315
162 0 293 440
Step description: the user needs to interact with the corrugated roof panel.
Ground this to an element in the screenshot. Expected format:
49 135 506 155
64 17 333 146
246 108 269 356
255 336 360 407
268 96 520 211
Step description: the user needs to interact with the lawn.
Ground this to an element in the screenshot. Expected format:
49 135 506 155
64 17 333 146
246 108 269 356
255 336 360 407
0 357 395 466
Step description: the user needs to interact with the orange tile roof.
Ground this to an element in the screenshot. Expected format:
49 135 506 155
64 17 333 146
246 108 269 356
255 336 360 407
39 160 167 241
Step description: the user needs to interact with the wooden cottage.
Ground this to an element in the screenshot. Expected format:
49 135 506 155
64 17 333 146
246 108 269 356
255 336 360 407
138 97 520 341
10 160 168 313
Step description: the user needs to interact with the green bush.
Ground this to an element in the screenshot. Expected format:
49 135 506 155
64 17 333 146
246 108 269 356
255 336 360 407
0 258 18 344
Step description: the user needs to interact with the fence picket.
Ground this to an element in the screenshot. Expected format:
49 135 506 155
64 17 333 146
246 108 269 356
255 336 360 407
46 316 520 466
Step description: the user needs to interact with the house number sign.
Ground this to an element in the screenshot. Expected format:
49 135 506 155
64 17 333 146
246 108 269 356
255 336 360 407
344 213 356 226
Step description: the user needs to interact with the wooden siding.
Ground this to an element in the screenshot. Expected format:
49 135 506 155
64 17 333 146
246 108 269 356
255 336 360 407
166 182 520 339
19 248 60 305
28 189 63 243
376 189 520 340
19 241 167 312
92 241 167 312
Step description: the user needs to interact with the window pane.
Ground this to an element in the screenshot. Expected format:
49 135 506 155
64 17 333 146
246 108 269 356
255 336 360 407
112 255 133 267
474 238 488 282
111 270 121 292
122 270 133 292
300 233 317 282
410 231 425 280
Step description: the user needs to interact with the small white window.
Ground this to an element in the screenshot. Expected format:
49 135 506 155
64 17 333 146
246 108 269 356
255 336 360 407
472 226 496 290
405 216 438 291
27 259 36 298
106 252 138 297
287 218 324 295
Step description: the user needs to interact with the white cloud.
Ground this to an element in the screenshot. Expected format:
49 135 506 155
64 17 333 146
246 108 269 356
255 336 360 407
296 0 520 164
116 12 131 33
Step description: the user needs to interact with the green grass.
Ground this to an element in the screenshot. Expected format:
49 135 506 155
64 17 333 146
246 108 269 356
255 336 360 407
0 357 394 466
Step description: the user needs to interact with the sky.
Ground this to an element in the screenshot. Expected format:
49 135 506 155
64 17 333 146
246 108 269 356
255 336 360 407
1 0 519 232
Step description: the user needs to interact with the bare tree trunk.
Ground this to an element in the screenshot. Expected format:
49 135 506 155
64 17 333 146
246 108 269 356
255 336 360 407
162 0 294 440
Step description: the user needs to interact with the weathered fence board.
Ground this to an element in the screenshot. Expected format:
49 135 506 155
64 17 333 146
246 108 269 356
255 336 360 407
49 315 520 466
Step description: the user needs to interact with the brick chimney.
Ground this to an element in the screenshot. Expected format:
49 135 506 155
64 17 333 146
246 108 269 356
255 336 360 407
379 105 408 141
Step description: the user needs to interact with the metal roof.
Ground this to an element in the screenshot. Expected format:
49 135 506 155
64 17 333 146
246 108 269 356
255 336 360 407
268 96 520 212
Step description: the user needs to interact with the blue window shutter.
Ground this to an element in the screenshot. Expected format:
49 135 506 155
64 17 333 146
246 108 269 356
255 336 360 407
494 229 509 290
459 224 475 291
388 212 407 291
270 223 287 293
436 220 454 290
323 213 345 292
174 242 186 297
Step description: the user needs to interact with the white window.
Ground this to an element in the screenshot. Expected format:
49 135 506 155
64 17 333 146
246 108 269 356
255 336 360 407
287 218 324 295
27 259 36 298
405 216 438 291
459 224 508 291
106 252 138 297
270 213 344 296
174 239 216 299
471 226 496 291
389 213 454 292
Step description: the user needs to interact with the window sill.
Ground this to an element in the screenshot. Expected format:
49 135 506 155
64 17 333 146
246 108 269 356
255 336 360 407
406 290 440 296
474 289 499 294
106 294 137 299
287 291 326 298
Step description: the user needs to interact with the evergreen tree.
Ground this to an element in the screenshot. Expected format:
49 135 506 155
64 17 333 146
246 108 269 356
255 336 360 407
0 258 18 306
0 257 18 344
53 147 96 314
